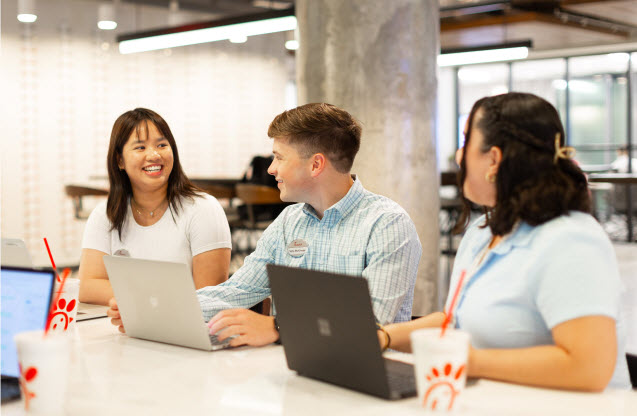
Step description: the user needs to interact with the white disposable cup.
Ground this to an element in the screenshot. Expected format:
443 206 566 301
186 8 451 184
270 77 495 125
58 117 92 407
13 330 71 415
48 278 80 333
410 328 470 412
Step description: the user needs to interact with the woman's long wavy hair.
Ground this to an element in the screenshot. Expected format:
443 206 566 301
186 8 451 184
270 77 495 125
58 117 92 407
455 92 591 236
106 108 201 239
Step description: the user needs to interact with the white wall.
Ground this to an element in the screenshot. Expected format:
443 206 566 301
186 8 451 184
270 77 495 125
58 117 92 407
0 0 292 266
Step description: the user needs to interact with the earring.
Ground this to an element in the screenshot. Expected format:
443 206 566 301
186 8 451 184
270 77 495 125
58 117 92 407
485 173 496 183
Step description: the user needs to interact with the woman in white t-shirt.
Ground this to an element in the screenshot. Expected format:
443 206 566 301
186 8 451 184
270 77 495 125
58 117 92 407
79 108 232 308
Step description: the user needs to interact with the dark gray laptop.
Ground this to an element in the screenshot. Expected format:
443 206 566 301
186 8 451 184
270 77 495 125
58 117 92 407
266 264 416 400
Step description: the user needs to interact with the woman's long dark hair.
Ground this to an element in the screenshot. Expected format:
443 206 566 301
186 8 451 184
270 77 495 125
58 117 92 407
455 92 590 236
106 108 201 239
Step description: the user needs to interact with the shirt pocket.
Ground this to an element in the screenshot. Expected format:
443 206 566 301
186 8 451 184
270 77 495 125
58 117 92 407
322 254 366 276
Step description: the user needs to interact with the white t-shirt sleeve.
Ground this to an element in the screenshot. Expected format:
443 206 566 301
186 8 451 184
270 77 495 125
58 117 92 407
535 221 621 329
81 201 112 254
186 194 232 257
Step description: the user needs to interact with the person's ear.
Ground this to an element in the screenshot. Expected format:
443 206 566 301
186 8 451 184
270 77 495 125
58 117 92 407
487 146 502 177
117 154 124 171
310 153 326 177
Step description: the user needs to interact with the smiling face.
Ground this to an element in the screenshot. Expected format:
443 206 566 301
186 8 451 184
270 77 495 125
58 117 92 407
456 109 500 207
117 121 174 195
267 137 314 203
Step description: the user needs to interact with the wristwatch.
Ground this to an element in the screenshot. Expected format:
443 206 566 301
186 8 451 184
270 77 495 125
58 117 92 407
273 316 282 345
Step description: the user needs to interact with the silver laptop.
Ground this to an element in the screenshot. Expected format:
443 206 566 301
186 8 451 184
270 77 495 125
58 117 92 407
1 238 33 268
76 302 108 321
102 255 231 351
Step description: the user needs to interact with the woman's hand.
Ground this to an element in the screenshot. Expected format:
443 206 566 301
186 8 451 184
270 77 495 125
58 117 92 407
106 297 125 333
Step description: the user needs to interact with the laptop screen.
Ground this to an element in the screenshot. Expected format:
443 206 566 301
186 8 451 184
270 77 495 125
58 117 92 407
1 267 55 378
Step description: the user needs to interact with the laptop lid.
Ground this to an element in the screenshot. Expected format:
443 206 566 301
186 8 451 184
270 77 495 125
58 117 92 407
1 239 33 268
267 264 397 399
1 267 55 379
103 255 220 351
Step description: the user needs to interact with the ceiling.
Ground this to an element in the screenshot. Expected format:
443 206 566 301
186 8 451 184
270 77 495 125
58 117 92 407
119 0 294 15
440 0 637 52
117 0 637 52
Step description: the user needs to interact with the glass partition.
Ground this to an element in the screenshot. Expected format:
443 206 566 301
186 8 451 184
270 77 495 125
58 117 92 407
568 54 630 166
457 63 509 147
511 58 567 126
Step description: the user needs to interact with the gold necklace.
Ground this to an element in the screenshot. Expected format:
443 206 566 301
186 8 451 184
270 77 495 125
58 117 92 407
132 198 167 218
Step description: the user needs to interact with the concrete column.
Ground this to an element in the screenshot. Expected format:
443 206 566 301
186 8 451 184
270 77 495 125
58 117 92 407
296 0 440 315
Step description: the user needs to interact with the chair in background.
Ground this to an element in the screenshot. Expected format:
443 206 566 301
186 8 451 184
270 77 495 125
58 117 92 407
610 184 637 242
233 184 284 315
612 184 637 216
439 170 462 309
231 184 286 269
249 297 272 316
235 184 284 228
627 353 637 389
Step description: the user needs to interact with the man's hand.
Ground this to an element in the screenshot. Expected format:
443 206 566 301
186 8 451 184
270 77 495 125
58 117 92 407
207 309 279 347
106 297 125 333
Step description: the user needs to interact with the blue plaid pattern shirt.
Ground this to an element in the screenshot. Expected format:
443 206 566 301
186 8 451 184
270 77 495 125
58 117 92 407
197 177 422 324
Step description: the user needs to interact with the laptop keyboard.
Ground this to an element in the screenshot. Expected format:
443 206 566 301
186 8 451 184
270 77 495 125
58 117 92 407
209 333 240 350
385 358 416 394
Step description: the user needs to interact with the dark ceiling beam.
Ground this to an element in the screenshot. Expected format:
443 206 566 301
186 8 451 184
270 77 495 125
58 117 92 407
120 0 293 15
441 11 544 31
441 7 634 38
536 10 633 37
558 0 617 5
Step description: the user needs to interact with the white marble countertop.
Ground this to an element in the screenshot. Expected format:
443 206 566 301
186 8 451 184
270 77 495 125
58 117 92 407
3 318 636 415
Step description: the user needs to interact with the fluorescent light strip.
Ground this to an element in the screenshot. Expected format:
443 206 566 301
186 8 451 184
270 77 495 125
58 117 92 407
438 46 529 67
17 14 38 23
119 16 297 54
98 21 118 30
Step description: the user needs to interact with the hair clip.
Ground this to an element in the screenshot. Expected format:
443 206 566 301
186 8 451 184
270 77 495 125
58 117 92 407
554 133 575 164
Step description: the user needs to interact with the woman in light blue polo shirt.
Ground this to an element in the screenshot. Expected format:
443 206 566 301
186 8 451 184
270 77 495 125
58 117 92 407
381 92 631 391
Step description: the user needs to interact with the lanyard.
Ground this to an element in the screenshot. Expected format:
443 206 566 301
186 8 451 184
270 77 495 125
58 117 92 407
448 222 520 326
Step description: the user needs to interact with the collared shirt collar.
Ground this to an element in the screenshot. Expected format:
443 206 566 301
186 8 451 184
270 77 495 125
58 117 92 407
469 217 535 258
301 175 364 223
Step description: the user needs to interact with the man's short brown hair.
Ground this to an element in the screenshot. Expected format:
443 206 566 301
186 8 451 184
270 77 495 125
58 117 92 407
267 103 362 173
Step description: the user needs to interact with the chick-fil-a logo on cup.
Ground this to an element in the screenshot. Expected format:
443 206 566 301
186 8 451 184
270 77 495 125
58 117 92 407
47 278 79 333
422 362 466 411
18 364 38 411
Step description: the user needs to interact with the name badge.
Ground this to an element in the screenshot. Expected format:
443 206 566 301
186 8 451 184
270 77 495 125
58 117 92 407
287 239 308 258
114 249 130 257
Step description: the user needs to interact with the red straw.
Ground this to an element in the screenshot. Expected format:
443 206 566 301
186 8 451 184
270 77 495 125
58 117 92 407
43 238 60 282
44 268 70 336
440 269 467 337
43 238 70 336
